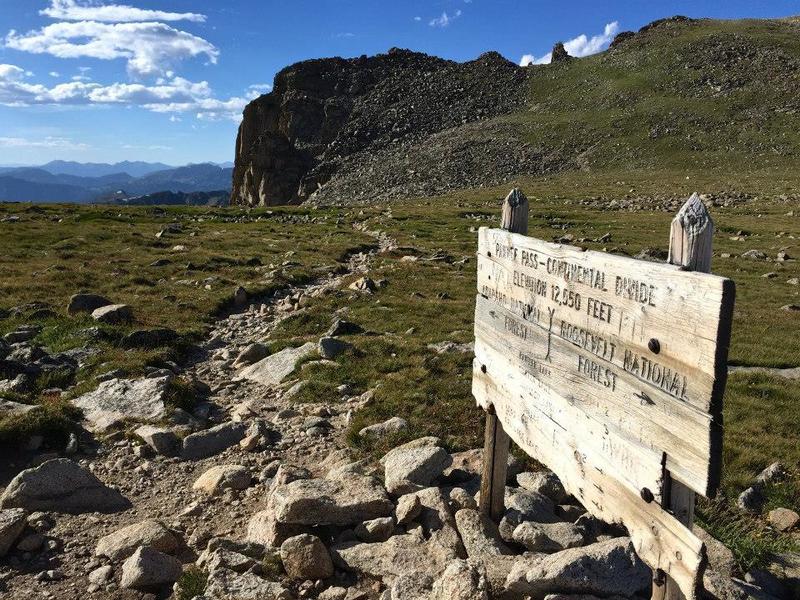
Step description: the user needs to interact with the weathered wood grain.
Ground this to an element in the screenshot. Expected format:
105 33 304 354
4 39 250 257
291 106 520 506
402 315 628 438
472 366 706 599
474 294 720 496
660 193 722 600
479 188 528 522
473 337 666 501
477 227 735 418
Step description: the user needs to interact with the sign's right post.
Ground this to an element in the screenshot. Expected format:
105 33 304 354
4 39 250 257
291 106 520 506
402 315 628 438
656 192 717 600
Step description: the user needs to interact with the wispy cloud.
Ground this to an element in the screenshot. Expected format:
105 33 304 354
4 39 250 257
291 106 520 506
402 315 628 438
6 21 219 77
429 10 461 28
520 21 620 66
0 64 249 120
1 1 265 123
40 0 206 23
0 135 88 149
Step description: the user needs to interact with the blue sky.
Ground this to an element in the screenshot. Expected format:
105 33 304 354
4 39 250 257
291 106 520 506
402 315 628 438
0 0 798 166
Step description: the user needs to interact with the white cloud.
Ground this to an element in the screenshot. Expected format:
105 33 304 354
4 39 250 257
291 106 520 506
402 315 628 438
429 10 461 28
6 20 219 77
413 16 422 22
41 0 206 23
246 83 272 99
520 21 620 66
49 70 60 77
0 136 88 149
0 64 248 120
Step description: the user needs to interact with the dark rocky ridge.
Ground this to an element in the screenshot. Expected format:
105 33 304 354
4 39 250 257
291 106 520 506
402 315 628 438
231 48 530 206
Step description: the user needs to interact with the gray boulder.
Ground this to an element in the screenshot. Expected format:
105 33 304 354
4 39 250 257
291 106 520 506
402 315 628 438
408 487 465 559
0 459 129 514
268 473 393 527
95 519 178 561
181 421 247 460
205 568 294 599
390 572 434 600
135 425 180 456
517 471 569 503
245 510 306 548
233 343 269 367
499 486 559 542
737 486 765 514
355 517 395 543
381 437 452 495
193 465 251 495
238 342 316 386
332 534 455 583
280 533 334 580
454 509 512 559
505 537 651 597
318 337 352 360
67 293 112 315
91 303 134 324
73 376 171 431
0 508 27 556
430 559 490 600
512 521 586 552
359 416 409 439
121 328 177 349
120 545 182 590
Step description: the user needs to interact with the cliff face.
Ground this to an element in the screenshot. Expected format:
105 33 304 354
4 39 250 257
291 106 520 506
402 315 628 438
231 49 528 206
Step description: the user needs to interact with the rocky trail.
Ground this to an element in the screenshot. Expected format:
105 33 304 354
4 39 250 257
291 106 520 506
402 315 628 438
0 223 798 600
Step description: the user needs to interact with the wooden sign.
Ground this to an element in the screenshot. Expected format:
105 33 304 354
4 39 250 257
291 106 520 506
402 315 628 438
474 190 735 600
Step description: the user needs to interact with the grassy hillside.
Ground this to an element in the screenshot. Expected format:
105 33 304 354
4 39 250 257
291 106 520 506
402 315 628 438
508 16 800 194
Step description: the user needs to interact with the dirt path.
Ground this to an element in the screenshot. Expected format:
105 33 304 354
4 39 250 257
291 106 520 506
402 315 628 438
0 227 393 599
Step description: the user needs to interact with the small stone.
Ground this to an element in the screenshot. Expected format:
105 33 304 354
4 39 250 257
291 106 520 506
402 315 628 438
134 425 180 456
737 486 765 514
280 533 334 580
359 416 408 439
193 465 251 496
95 519 178 561
455 509 512 559
91 304 134 324
381 438 452 495
741 249 767 260
233 343 269 367
88 565 114 585
355 517 395 543
517 471 568 503
448 487 477 511
349 277 376 293
395 493 423 525
756 462 787 484
181 421 247 460
67 293 112 315
318 337 352 360
120 546 182 590
430 559 490 600
0 508 28 556
768 508 799 532
512 521 586 552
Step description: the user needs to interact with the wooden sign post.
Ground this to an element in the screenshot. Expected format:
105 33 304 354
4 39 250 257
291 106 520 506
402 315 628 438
475 191 735 599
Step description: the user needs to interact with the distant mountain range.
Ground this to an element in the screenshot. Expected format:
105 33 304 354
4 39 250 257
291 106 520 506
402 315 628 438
0 162 233 203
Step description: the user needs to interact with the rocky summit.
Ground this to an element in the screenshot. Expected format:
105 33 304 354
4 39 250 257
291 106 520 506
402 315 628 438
232 48 528 206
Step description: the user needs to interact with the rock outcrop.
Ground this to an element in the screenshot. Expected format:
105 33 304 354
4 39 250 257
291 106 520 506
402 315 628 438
231 49 529 206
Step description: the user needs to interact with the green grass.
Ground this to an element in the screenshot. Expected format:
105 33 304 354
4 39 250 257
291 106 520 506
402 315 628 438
698 499 797 572
176 567 207 600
